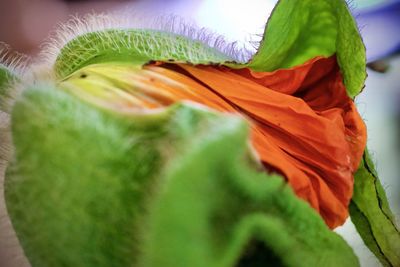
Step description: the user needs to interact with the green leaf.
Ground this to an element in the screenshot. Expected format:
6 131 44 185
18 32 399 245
5 85 359 267
350 150 400 267
234 0 366 98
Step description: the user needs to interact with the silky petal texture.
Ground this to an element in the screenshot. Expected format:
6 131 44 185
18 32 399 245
60 56 366 228
139 56 366 228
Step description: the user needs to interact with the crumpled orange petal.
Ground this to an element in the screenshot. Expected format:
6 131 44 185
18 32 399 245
142 56 366 228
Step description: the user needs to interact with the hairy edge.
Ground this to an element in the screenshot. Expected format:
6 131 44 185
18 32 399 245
37 13 256 74
0 42 31 267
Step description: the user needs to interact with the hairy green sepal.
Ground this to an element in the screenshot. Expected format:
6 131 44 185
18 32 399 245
5 85 359 267
54 1 365 98
0 64 14 94
55 29 233 79
0 64 18 112
241 0 366 98
350 150 400 267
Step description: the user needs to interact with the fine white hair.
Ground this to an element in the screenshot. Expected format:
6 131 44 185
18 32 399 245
38 12 254 72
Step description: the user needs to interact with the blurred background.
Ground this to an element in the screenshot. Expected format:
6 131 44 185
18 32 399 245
0 0 399 266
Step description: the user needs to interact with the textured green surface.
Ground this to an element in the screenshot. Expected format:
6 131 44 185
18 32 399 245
54 1 365 98
0 64 13 94
0 64 16 112
5 85 359 267
140 114 359 267
241 0 366 98
5 84 167 267
350 150 400 267
55 29 233 79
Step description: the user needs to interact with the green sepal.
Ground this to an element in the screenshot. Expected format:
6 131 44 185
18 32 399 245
0 64 18 112
55 29 233 80
0 64 18 163
55 1 366 98
6 84 359 267
5 84 173 267
350 150 400 267
0 64 15 94
140 110 360 267
233 0 366 98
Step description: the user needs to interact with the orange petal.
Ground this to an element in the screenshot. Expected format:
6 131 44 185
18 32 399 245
142 56 366 228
